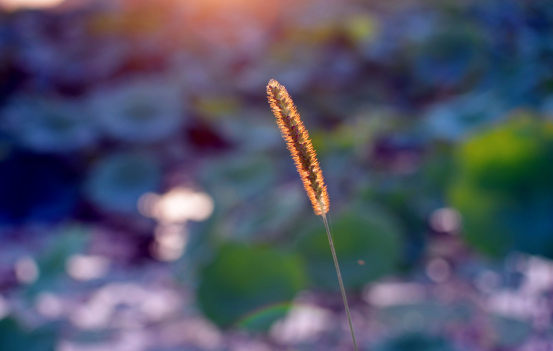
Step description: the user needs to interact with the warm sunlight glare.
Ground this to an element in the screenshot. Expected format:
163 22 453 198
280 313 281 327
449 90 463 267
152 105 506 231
183 0 280 48
0 0 65 10
138 187 214 224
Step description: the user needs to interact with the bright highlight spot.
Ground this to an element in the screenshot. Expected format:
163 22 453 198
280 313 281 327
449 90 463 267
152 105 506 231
475 270 500 293
160 318 223 350
487 290 536 320
271 305 332 343
36 293 64 319
430 207 462 233
70 283 181 330
426 258 451 283
486 255 553 321
154 187 214 224
15 256 39 284
366 282 425 307
66 255 110 281
140 187 213 261
140 289 181 322
523 256 553 293
0 295 10 319
0 0 64 10
137 192 160 218
138 187 214 224
150 224 187 262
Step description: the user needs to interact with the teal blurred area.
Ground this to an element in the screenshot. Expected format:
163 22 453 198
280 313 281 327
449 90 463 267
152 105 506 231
0 0 552 350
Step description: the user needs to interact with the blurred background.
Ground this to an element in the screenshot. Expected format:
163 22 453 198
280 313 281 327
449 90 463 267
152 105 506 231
0 0 553 350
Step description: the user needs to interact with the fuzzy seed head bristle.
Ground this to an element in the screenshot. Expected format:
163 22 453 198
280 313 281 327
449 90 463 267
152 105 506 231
266 79 329 216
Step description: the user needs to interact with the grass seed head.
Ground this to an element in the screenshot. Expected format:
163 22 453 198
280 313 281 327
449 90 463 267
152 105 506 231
267 79 329 216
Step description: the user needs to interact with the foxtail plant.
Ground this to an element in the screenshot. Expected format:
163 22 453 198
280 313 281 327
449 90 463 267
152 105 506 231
267 79 358 351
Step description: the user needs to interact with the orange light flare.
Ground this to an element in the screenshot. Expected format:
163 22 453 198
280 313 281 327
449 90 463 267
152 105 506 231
0 0 64 10
182 0 281 49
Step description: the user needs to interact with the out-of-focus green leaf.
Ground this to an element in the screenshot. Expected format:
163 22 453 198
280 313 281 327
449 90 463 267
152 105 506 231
449 114 553 257
374 332 457 351
0 318 56 351
27 225 89 296
491 315 531 347
201 154 276 208
297 206 402 291
197 243 306 330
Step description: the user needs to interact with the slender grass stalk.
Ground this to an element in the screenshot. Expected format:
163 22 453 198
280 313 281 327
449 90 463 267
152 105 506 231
320 205 358 351
267 79 358 351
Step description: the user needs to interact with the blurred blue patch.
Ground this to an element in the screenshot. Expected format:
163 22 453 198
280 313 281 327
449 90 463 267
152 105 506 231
84 151 161 213
88 76 185 144
425 91 507 141
491 315 531 347
413 20 487 89
0 152 79 226
373 332 457 351
1 95 97 153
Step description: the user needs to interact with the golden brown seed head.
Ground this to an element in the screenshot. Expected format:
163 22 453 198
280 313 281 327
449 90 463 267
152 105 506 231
266 79 329 216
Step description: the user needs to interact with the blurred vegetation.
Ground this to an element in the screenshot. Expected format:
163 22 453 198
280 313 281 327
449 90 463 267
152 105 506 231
449 114 553 257
297 206 402 291
0 318 56 351
197 243 305 330
374 333 458 351
0 0 552 349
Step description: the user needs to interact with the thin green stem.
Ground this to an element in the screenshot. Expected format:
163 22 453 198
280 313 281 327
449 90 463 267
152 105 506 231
320 204 358 351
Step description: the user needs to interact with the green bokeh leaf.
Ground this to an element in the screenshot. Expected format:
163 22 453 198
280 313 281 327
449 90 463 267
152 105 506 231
197 243 306 330
448 114 553 258
26 225 89 297
0 318 56 351
374 332 457 351
297 206 402 291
